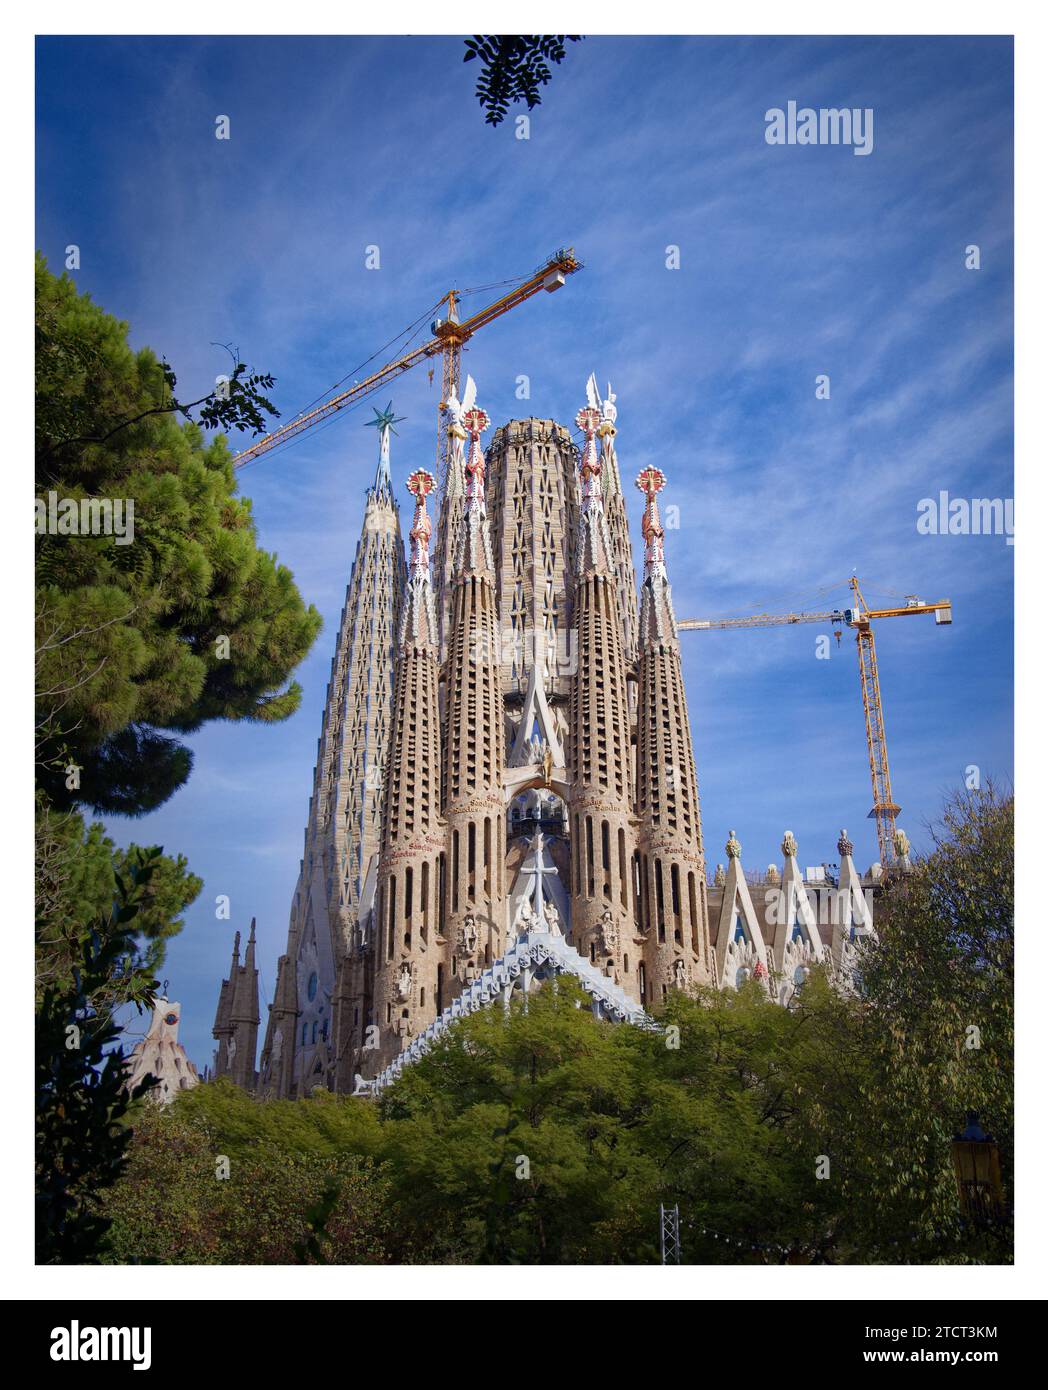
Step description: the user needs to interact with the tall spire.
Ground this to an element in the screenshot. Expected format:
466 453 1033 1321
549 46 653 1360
458 395 495 575
367 469 447 1073
401 469 438 647
575 383 614 575
634 466 712 998
212 921 260 1090
365 401 405 497
636 465 677 643
441 376 507 1001
275 403 406 1097
596 377 639 664
568 382 636 981
434 375 474 654
230 919 260 1026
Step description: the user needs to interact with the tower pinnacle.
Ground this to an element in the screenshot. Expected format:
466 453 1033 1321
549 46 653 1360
575 388 614 574
634 466 711 994
636 466 677 643
365 401 405 496
401 469 438 647
458 397 495 575
596 376 639 662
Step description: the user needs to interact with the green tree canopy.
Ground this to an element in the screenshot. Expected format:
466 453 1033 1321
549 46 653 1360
96 786 1012 1267
36 798 203 994
35 254 321 815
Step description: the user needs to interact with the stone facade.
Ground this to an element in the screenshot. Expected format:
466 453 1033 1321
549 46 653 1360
217 379 884 1096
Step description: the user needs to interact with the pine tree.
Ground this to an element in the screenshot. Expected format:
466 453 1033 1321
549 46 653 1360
35 254 321 815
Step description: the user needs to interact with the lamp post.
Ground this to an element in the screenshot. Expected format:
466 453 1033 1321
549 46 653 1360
951 1112 1004 1227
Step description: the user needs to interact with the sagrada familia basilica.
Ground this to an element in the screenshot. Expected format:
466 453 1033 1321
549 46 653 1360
211 378 889 1096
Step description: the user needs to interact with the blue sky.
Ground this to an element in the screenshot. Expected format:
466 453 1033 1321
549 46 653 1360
36 35 1013 1070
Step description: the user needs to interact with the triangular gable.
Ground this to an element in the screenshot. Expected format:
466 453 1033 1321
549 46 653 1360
509 637 565 768
831 839 875 976
714 852 771 991
771 844 825 973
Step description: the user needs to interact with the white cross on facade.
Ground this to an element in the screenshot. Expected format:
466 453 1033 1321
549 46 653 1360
521 830 561 933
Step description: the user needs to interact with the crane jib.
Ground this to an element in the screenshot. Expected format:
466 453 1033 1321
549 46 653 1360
231 250 581 468
677 586 952 865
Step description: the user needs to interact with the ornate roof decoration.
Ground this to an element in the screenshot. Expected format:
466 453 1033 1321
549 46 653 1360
406 469 435 571
457 384 495 574
574 381 614 574
401 469 438 647
726 828 742 859
781 830 798 857
837 827 854 857
365 400 405 496
635 465 678 644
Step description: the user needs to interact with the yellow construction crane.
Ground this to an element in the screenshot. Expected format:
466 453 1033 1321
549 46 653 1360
679 577 953 866
232 247 582 478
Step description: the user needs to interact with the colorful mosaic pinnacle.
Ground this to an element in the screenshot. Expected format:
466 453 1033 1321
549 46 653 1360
406 468 435 568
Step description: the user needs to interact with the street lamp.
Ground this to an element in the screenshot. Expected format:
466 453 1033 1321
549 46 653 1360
951 1112 1004 1226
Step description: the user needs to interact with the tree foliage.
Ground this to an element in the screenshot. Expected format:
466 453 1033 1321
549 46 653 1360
102 1096 395 1265
35 255 322 815
845 783 1013 1259
464 36 582 126
36 851 163 1264
97 787 1012 1266
35 798 202 997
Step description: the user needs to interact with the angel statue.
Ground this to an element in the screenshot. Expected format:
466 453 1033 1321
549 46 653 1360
601 381 617 431
444 375 476 490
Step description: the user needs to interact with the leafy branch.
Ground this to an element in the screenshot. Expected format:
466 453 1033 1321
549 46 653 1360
464 36 583 126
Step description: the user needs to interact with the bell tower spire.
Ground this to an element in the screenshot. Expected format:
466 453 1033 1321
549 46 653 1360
278 408 406 1095
595 376 639 663
567 384 638 983
442 384 508 994
634 467 712 999
370 470 445 1070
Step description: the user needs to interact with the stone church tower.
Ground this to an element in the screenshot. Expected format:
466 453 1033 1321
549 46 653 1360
234 375 717 1095
258 409 405 1096
371 467 445 1067
212 921 260 1089
634 466 712 999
